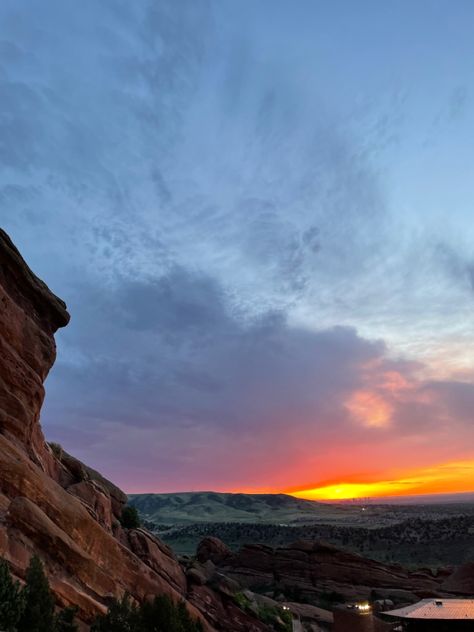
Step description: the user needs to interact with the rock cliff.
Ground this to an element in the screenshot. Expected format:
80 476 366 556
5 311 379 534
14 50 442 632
197 537 455 604
0 228 203 626
0 229 270 631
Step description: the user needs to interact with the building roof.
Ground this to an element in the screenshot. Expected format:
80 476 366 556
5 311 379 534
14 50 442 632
385 599 474 620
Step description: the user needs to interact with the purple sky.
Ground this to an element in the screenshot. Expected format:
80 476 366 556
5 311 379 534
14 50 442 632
1 0 473 495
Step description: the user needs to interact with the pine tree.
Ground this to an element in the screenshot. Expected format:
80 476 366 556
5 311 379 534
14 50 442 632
119 506 140 530
0 558 24 632
55 606 79 632
18 555 55 632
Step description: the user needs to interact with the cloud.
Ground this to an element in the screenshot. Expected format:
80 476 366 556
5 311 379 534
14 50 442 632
0 1 473 492
39 265 474 491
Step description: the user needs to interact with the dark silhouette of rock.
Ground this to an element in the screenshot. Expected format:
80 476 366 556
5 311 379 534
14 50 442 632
442 561 474 594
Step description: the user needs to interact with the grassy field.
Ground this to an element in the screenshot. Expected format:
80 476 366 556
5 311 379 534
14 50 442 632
130 492 474 567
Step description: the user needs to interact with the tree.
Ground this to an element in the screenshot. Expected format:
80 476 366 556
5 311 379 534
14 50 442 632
119 506 140 530
0 558 24 632
18 555 55 632
139 596 204 632
55 607 79 632
92 594 203 632
91 594 138 632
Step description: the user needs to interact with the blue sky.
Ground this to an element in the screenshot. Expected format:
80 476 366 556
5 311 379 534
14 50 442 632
1 0 473 494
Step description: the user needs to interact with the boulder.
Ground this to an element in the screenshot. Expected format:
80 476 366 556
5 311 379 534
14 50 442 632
197 536 232 565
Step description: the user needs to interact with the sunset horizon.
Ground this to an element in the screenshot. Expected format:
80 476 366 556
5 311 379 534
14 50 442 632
124 458 474 501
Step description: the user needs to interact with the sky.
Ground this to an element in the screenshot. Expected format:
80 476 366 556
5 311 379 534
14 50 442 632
0 0 473 499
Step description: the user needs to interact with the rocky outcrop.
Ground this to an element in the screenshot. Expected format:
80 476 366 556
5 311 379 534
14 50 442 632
0 229 68 477
197 537 232 565
198 538 447 604
183 557 274 631
0 231 228 630
188 584 271 632
441 561 474 595
0 229 273 631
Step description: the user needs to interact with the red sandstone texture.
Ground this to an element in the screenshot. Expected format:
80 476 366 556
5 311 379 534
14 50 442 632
197 537 473 605
0 229 269 631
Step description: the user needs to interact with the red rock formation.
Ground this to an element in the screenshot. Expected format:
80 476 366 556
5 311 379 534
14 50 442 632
0 229 273 631
197 537 232 565
0 230 210 629
187 584 270 632
199 539 447 604
441 562 474 595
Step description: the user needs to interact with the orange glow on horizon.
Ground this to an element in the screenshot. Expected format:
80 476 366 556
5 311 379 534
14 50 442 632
288 460 474 501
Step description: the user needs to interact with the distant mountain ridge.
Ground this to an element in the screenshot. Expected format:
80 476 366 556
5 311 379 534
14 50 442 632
129 489 474 528
128 491 325 524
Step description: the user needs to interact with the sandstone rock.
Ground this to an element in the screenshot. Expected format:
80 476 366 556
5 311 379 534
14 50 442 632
0 228 68 475
127 527 187 594
284 601 333 626
67 480 114 531
57 449 127 521
441 561 474 594
187 584 270 632
211 539 446 604
212 572 240 597
187 567 208 586
186 559 216 587
197 536 232 565
0 230 211 630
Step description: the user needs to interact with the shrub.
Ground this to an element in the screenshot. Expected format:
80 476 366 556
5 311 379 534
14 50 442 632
119 506 141 529
49 443 63 459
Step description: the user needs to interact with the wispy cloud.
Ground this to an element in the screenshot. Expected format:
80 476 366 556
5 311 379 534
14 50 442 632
0 0 473 492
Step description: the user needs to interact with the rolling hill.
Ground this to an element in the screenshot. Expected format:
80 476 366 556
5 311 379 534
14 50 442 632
128 491 330 524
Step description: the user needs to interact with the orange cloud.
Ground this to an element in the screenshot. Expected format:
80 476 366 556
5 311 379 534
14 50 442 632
290 459 474 501
379 370 411 393
346 389 393 428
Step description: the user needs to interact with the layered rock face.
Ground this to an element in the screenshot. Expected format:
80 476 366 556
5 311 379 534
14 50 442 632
0 229 209 628
197 538 455 604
